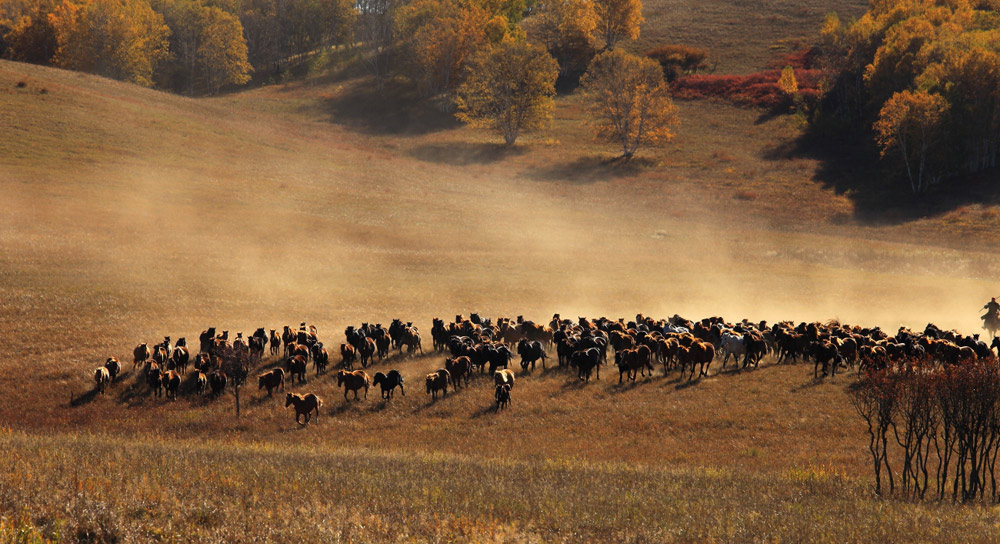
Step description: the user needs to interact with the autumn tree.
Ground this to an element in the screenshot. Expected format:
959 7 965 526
356 0 400 90
236 0 354 77
874 90 949 193
149 0 201 92
521 0 598 85
582 49 678 159
920 42 1000 173
398 0 493 109
456 39 558 144
593 0 641 51
48 0 171 87
0 0 58 64
812 1 1000 188
778 65 797 96
197 6 251 93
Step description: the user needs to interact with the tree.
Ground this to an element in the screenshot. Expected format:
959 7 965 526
456 39 558 144
520 0 598 85
48 0 171 87
149 0 203 93
355 0 399 90
581 49 678 159
197 5 251 93
399 0 492 109
235 0 353 78
593 0 641 51
777 65 797 96
0 0 59 64
874 90 949 193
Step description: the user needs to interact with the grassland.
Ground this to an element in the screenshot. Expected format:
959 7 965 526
4 0 1000 539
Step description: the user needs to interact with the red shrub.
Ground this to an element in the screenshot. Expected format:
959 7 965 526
672 69 823 108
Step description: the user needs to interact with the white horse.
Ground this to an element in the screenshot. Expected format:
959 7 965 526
720 331 746 369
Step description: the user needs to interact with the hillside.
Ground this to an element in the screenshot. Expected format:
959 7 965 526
637 0 868 73
3 5 1000 538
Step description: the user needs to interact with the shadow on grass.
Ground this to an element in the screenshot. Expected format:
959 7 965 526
522 155 657 184
470 403 500 419
764 130 1000 225
559 377 593 391
673 377 703 390
248 393 279 407
69 388 100 407
328 397 367 415
789 374 835 392
320 79 461 136
409 142 528 166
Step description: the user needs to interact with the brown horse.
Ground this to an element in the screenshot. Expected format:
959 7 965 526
194 372 208 395
133 343 150 369
258 368 285 397
337 370 370 400
269 329 281 356
286 355 308 385
340 343 357 369
147 362 162 397
161 370 181 400
194 353 212 373
426 369 450 399
445 356 472 388
285 392 323 425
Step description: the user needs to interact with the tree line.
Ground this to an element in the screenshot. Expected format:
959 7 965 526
816 0 1000 193
358 0 675 157
0 0 678 158
0 0 353 94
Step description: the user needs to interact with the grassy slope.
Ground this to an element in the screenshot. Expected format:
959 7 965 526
636 0 868 73
3 0 1000 538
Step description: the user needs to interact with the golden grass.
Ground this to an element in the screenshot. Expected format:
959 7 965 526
636 0 870 73
3 428 999 543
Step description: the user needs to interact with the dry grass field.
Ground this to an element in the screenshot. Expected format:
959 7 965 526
4 0 1000 540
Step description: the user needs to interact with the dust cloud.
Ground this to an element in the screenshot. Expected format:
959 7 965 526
2 149 995 349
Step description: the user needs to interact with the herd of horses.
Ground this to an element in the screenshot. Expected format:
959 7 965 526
94 313 1000 424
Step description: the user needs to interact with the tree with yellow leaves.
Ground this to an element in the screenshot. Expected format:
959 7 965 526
874 90 949 193
48 0 170 87
777 65 797 96
593 0 642 51
456 39 558 144
582 49 678 159
399 0 493 109
0 0 59 64
521 0 599 83
196 5 251 94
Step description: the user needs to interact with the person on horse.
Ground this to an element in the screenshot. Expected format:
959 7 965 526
982 297 1000 327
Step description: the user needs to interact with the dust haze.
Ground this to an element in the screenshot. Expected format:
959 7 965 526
1 138 995 355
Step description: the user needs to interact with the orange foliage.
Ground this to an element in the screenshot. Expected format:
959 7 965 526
593 0 642 51
48 0 170 87
582 49 678 159
400 0 495 108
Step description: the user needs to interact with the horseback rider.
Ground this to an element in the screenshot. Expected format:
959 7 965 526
982 297 1000 327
